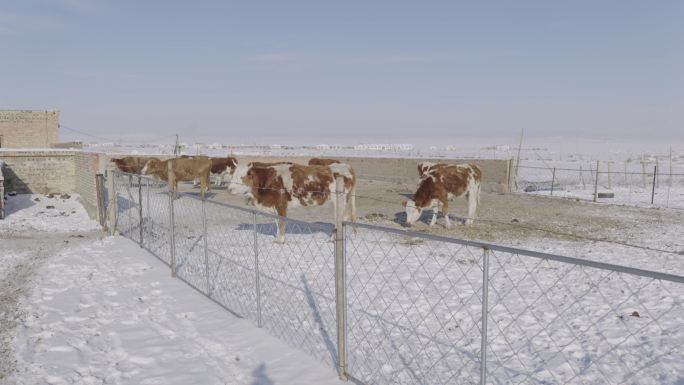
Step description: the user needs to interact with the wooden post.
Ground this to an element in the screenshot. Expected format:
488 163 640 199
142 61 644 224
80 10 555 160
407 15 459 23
168 161 177 277
651 165 657 204
107 172 118 235
550 167 556 196
593 160 599 202
334 175 348 380
506 158 513 193
0 164 5 220
95 173 106 228
138 175 143 247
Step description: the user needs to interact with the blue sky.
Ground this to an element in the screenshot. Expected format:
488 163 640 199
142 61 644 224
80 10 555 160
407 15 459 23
1 0 682 144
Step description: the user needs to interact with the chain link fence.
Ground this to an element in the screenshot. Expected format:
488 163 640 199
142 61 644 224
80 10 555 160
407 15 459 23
109 170 684 385
517 161 684 209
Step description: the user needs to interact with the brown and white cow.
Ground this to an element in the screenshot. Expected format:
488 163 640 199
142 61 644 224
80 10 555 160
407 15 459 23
228 162 356 243
111 156 160 174
417 161 439 177
191 156 238 187
405 163 482 228
308 158 340 166
142 156 212 199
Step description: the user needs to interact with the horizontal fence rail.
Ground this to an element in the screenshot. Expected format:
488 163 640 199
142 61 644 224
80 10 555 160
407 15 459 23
109 170 684 385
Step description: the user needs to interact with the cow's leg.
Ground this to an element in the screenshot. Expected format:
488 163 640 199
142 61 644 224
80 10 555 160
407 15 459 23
429 200 439 227
466 185 478 226
275 204 287 243
215 172 224 187
442 199 452 228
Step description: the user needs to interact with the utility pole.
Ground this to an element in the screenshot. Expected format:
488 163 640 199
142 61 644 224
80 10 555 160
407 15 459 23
173 134 180 157
514 128 524 191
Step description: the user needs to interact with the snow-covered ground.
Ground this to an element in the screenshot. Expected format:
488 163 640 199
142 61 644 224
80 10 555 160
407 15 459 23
525 184 684 209
0 194 101 234
111 177 684 385
517 160 684 209
1 194 342 385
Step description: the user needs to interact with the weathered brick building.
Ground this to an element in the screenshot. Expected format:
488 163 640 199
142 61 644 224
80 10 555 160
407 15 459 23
0 110 59 148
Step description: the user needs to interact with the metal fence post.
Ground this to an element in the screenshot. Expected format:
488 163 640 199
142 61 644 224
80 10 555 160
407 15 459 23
335 175 348 381
480 248 490 385
550 167 556 196
127 174 133 232
146 178 151 232
108 172 118 235
168 161 177 277
593 160 599 202
138 174 143 247
253 212 262 328
651 165 657 205
202 197 211 295
0 167 4 220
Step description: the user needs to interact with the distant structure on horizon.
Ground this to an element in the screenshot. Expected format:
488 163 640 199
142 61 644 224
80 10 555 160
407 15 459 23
354 144 413 151
0 110 60 149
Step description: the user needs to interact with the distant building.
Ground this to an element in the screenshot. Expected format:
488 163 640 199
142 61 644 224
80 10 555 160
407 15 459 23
0 110 59 148
354 144 414 151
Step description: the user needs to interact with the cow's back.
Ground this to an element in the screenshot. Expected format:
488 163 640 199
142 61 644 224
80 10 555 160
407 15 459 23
309 158 340 167
171 156 211 179
437 164 480 197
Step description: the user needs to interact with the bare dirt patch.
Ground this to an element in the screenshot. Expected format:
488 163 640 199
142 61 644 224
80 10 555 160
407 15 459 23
178 178 684 255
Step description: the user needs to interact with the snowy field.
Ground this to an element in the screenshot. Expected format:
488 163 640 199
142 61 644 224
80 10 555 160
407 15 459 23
526 185 684 210
112 175 684 385
1 194 341 385
518 160 684 210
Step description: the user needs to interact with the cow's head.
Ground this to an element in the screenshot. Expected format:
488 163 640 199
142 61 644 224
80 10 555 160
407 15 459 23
227 164 252 195
404 175 437 226
403 200 423 226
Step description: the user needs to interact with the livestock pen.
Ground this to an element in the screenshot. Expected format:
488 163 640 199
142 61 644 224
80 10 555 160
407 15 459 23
108 170 684 385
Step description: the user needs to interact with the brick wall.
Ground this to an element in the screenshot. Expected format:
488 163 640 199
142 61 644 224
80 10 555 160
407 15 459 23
0 150 76 194
0 110 59 148
0 150 106 220
74 152 106 218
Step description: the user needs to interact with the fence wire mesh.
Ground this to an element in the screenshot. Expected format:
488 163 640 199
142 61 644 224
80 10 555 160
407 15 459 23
517 162 684 209
344 225 485 385
486 249 683 385
109 171 684 385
